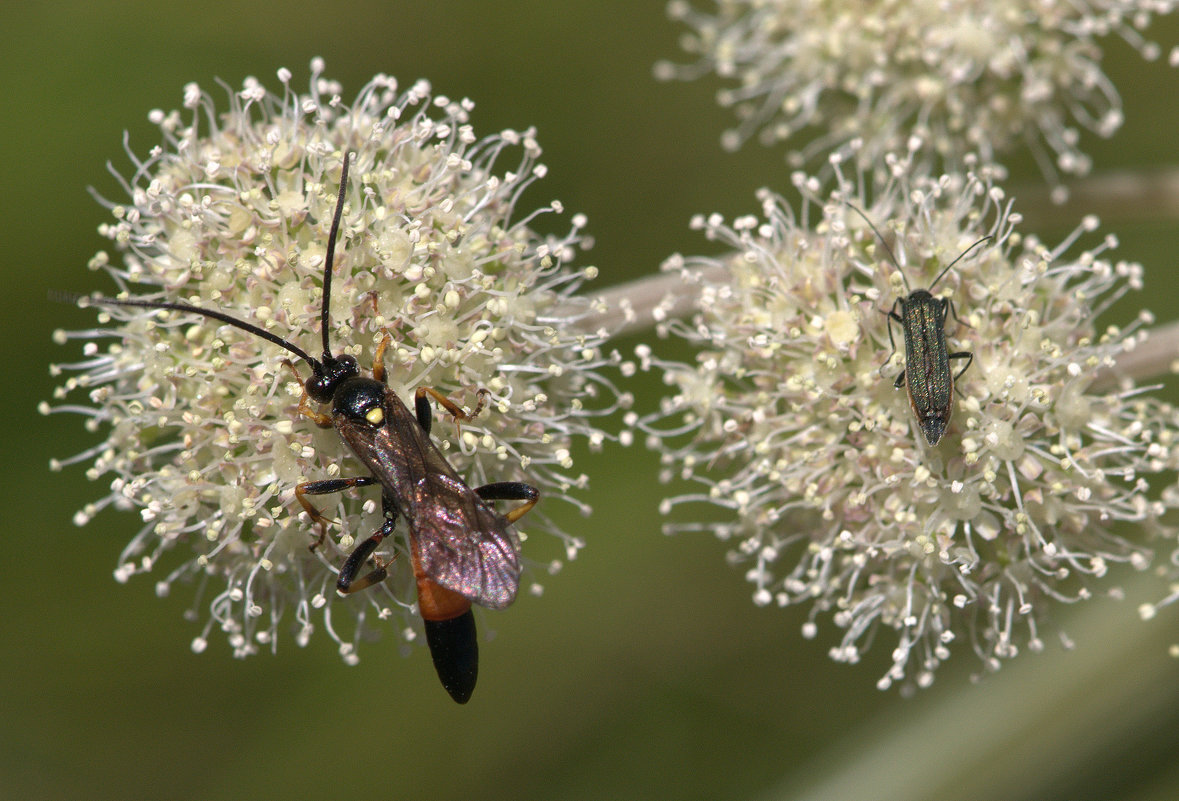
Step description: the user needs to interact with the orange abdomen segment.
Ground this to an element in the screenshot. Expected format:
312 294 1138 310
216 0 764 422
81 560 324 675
416 576 474 621
412 545 479 703
412 545 473 622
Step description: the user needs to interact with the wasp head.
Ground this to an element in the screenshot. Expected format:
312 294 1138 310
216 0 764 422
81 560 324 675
306 353 360 403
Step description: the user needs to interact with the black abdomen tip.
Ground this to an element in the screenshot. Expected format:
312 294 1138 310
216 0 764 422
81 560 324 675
424 611 479 704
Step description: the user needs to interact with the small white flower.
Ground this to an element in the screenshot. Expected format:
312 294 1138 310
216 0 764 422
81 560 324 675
657 0 1176 188
46 61 625 661
638 153 1179 690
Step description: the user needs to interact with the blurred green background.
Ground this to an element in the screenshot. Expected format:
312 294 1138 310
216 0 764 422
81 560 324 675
4 3 1179 800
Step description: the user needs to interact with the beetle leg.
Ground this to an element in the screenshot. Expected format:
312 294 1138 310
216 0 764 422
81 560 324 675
949 350 974 381
474 481 540 524
414 386 490 436
337 493 401 594
879 299 903 377
944 298 973 330
295 475 377 551
944 299 975 397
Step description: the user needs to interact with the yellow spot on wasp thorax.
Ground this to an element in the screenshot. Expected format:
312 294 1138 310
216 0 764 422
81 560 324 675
365 407 384 425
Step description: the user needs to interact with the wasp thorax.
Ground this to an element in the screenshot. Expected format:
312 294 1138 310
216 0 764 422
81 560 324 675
333 377 387 425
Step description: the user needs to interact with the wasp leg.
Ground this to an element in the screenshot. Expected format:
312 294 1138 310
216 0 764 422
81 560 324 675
295 476 377 551
414 386 489 436
475 481 540 524
282 358 332 428
371 333 392 384
337 493 401 594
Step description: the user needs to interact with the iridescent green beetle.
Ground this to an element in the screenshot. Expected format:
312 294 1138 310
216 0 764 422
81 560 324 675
850 207 990 446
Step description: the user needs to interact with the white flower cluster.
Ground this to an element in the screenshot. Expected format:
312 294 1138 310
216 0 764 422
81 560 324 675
46 60 624 661
658 0 1176 188
635 154 1179 690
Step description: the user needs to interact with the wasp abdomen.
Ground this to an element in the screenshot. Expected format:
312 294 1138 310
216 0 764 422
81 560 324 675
423 611 478 704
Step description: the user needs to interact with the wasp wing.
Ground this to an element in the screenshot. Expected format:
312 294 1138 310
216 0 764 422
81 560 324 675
336 389 523 611
409 472 522 611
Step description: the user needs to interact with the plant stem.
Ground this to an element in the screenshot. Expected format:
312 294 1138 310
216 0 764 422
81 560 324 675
578 165 1179 385
1019 166 1179 229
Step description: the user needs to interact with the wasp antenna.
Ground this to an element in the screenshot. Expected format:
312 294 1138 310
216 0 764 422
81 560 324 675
929 234 993 291
846 203 908 292
84 295 319 367
320 152 351 360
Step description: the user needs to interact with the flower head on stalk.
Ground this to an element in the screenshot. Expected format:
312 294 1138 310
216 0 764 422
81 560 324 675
635 151 1179 690
44 60 624 663
656 0 1177 195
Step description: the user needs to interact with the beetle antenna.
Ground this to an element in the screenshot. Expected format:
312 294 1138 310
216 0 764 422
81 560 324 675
846 203 908 292
928 235 993 291
78 294 320 367
319 152 351 361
